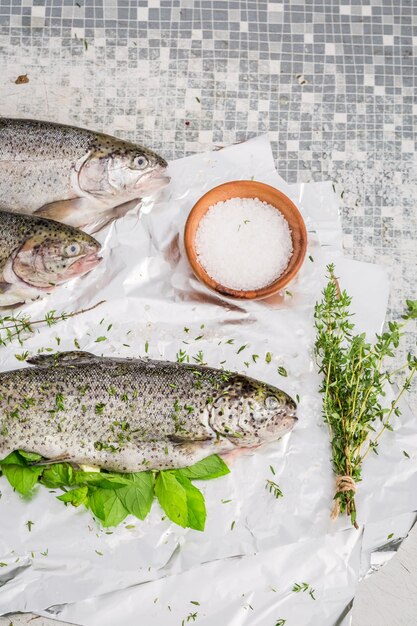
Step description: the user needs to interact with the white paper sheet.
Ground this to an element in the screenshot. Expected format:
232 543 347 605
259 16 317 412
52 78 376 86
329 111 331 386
0 136 414 626
45 531 363 626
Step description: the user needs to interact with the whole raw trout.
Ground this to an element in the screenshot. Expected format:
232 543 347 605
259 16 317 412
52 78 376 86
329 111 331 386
0 118 169 232
0 210 101 306
0 352 297 472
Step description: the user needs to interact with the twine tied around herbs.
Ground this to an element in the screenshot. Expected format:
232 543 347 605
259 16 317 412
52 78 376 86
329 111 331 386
330 475 357 521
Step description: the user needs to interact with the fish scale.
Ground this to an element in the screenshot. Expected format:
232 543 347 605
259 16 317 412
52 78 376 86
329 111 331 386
0 352 298 472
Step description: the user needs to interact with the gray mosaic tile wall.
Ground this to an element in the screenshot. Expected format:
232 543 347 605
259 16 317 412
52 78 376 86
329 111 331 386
0 0 416 381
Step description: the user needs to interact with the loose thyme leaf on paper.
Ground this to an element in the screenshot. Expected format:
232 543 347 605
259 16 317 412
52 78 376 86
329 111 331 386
314 264 417 527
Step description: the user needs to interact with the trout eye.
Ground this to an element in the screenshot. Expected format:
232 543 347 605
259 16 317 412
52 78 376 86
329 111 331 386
134 155 148 170
64 242 81 257
265 396 279 410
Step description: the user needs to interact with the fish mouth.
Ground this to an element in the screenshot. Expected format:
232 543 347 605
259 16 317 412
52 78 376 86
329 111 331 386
62 252 102 280
275 412 298 433
263 410 298 440
135 166 171 195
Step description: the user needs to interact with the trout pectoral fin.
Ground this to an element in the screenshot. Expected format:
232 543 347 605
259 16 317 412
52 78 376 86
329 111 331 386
86 198 140 234
0 282 34 308
36 198 141 233
29 453 71 466
34 198 91 228
168 434 212 443
27 350 98 367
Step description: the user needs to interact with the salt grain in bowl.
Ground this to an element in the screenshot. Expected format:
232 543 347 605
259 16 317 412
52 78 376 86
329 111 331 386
195 197 293 291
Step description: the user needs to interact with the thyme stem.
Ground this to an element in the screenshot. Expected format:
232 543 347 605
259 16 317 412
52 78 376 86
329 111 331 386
0 300 106 347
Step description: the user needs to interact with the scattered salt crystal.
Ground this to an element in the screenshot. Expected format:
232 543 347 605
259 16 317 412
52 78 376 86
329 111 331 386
195 197 293 291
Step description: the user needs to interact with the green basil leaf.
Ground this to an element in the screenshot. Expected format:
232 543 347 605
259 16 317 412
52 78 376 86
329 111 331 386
176 455 230 481
88 477 130 489
176 475 206 531
155 471 188 528
74 471 131 489
0 451 27 466
1 449 226 530
115 472 154 520
87 487 128 527
57 485 88 507
41 463 75 488
18 451 43 462
2 464 43 495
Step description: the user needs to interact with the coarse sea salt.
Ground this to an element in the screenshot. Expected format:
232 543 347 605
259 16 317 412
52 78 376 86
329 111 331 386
195 196 293 291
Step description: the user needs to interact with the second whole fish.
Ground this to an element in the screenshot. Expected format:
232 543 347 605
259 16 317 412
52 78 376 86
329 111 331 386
0 118 169 232
0 351 297 471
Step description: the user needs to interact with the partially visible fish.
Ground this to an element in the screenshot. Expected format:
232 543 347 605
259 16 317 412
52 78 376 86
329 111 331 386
0 210 101 306
0 119 169 232
0 351 297 472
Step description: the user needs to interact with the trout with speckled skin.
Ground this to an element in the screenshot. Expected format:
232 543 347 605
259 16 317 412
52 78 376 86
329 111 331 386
0 118 169 232
0 351 297 472
0 210 101 306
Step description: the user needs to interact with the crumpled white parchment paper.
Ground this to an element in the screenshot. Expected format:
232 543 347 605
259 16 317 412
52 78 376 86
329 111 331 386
0 136 415 626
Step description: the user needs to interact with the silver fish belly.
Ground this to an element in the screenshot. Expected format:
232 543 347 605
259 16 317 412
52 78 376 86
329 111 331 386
0 352 297 472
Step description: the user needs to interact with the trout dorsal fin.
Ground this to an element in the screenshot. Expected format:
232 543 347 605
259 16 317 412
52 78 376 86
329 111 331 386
27 351 99 367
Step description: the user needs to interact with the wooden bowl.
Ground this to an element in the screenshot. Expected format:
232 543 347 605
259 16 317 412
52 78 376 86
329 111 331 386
184 180 307 300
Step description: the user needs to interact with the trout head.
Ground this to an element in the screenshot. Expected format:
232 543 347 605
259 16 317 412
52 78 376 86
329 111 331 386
208 374 297 446
78 137 170 201
9 219 101 290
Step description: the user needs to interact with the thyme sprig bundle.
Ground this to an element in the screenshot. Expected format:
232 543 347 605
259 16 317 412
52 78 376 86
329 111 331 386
0 300 105 347
314 264 417 527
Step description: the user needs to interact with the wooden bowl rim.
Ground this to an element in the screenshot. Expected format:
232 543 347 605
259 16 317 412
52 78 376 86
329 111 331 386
184 180 308 300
